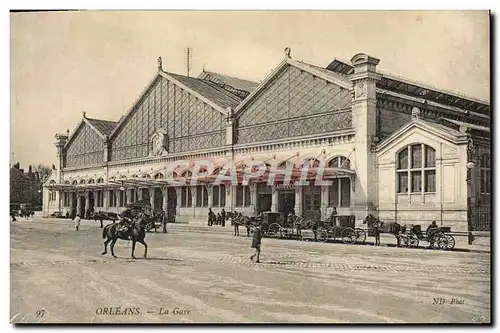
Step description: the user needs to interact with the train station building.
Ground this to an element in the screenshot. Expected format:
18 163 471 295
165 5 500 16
43 49 491 232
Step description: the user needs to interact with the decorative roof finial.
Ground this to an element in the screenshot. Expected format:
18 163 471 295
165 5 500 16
66 129 69 137
82 111 86 118
284 47 291 59
157 56 163 71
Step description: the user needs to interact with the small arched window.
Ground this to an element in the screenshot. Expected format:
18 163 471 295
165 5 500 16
97 178 104 183
79 179 86 185
301 158 320 168
154 173 164 179
277 160 293 169
397 144 436 194
329 156 350 169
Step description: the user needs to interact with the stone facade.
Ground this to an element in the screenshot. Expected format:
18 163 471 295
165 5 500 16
43 51 491 231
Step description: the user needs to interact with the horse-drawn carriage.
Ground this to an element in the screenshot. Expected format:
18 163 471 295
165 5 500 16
313 215 367 244
262 211 302 239
398 225 455 250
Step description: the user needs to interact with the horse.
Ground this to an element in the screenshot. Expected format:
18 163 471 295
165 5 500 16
227 212 253 237
288 214 316 239
363 214 401 246
92 211 117 228
101 213 149 259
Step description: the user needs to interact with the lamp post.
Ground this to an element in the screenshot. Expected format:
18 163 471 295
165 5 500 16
38 189 42 217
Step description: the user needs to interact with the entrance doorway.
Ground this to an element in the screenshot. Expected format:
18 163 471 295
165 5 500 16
167 187 177 222
78 196 86 218
88 191 95 212
302 186 321 221
153 187 163 213
71 193 77 218
278 190 295 219
257 194 272 214
142 188 150 202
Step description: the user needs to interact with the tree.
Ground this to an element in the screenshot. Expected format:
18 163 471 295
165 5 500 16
33 164 52 182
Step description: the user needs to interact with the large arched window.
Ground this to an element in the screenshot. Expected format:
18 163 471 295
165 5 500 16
480 154 490 204
397 144 436 193
328 157 351 207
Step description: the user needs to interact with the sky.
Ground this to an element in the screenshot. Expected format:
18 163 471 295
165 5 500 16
10 10 490 168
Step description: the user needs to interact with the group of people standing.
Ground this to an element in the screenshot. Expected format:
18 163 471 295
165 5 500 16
207 208 226 227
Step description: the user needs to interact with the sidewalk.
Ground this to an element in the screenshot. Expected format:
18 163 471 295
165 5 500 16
165 223 490 253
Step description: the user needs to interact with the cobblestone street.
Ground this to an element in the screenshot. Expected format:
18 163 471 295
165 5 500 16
10 218 491 323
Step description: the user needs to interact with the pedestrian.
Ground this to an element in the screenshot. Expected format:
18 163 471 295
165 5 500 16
74 214 81 231
233 212 240 236
427 221 439 248
208 208 214 226
11 210 17 222
250 221 262 263
373 219 382 246
216 213 222 226
160 208 168 233
393 221 401 247
221 208 226 227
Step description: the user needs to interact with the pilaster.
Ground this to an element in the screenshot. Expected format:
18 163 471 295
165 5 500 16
271 186 278 212
320 185 329 220
349 53 382 221
250 183 258 216
294 186 302 216
103 189 109 211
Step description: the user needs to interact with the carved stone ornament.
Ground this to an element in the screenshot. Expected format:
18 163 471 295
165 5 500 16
355 83 367 98
150 130 168 156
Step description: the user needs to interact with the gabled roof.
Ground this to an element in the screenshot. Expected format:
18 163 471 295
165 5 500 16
85 118 117 137
234 57 353 115
109 70 238 140
167 72 243 110
198 70 259 97
375 118 468 152
65 115 116 149
326 58 490 116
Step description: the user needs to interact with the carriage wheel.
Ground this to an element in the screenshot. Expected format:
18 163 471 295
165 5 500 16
408 236 419 248
341 228 356 244
249 227 255 237
400 236 409 248
354 228 366 244
438 235 455 250
316 228 329 243
429 231 443 250
267 223 281 238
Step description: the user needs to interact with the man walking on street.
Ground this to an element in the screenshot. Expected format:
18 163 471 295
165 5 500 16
250 222 262 263
74 214 81 231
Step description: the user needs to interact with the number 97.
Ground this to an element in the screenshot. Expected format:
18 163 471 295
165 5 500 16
36 309 45 319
